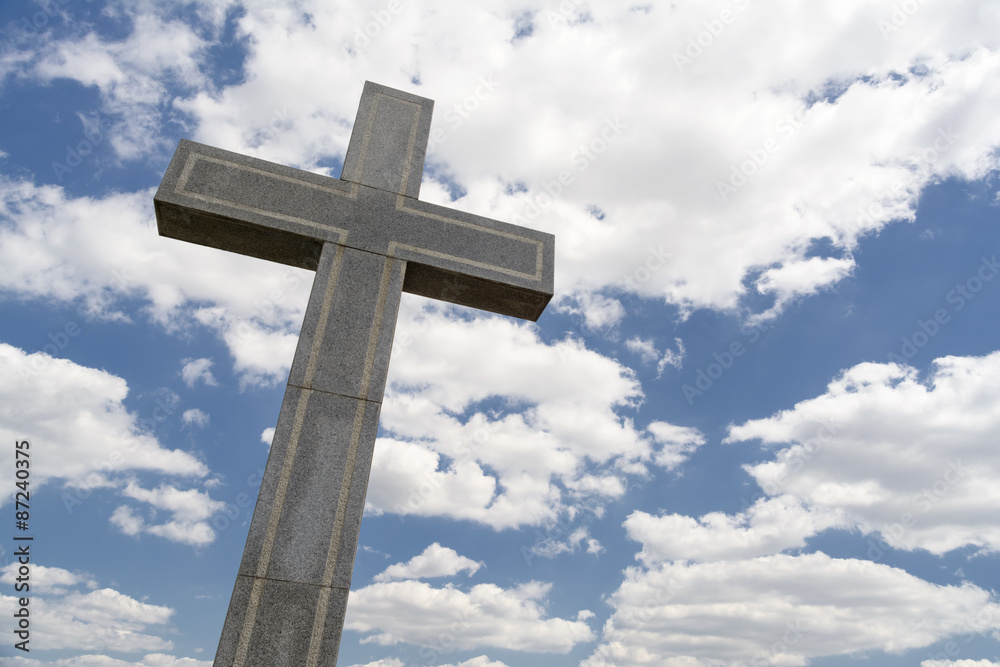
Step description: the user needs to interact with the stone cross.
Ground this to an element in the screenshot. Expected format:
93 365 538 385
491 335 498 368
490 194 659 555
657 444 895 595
153 82 554 666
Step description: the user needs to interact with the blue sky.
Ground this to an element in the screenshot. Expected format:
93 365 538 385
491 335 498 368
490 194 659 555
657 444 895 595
1 1 1000 666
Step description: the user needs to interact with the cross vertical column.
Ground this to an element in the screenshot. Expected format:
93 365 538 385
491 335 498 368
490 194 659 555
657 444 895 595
213 242 407 667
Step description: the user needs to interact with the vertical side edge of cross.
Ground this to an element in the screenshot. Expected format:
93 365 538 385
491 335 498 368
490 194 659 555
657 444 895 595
341 81 434 199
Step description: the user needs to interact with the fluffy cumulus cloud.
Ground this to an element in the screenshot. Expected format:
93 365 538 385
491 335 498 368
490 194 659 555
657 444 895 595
625 495 846 564
366 302 699 529
180 358 218 388
345 579 594 654
588 351 1000 664
0 654 211 667
0 0 996 542
110 482 227 547
374 543 481 582
181 408 209 427
347 659 508 667
0 343 225 546
25 1 234 161
0 179 309 385
727 352 1000 555
0 0 995 353
0 563 96 596
0 567 178 654
0 343 207 492
152 0 1000 323
584 553 1000 667
525 525 604 562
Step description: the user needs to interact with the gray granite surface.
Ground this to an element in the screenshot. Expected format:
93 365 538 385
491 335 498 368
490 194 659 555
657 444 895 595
154 81 555 667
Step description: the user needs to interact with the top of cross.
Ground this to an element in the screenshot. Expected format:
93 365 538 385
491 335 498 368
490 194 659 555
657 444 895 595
154 81 554 320
341 82 433 199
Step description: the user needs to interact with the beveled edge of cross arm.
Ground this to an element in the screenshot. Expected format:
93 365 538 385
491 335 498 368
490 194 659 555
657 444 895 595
154 139 355 270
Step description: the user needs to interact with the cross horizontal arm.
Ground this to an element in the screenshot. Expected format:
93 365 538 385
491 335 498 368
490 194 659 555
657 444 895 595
154 139 355 270
155 140 554 320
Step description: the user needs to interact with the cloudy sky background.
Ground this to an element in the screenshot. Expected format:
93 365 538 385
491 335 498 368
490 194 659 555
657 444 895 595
1 0 999 665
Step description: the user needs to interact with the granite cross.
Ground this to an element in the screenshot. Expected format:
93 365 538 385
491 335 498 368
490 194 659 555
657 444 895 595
153 82 554 666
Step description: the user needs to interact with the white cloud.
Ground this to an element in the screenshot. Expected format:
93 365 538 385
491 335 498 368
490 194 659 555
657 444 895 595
181 409 209 427
752 256 855 322
0 180 311 385
727 352 1000 555
180 358 217 387
0 343 207 495
110 506 145 536
374 543 481 582
625 496 846 564
345 579 594 654
260 427 275 446
346 659 509 667
30 6 224 161
8 2 994 343
556 293 626 330
438 659 510 667
657 338 685 375
364 304 700 529
624 336 686 375
0 585 174 653
1 1 999 373
0 654 211 667
525 525 604 561
147 0 1000 325
646 421 705 471
0 563 96 596
0 564 194 659
923 662 1000 667
625 337 658 364
584 552 1000 667
0 342 225 547
112 483 227 547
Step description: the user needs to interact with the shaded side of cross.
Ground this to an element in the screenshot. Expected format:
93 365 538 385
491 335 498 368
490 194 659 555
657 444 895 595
154 82 554 667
